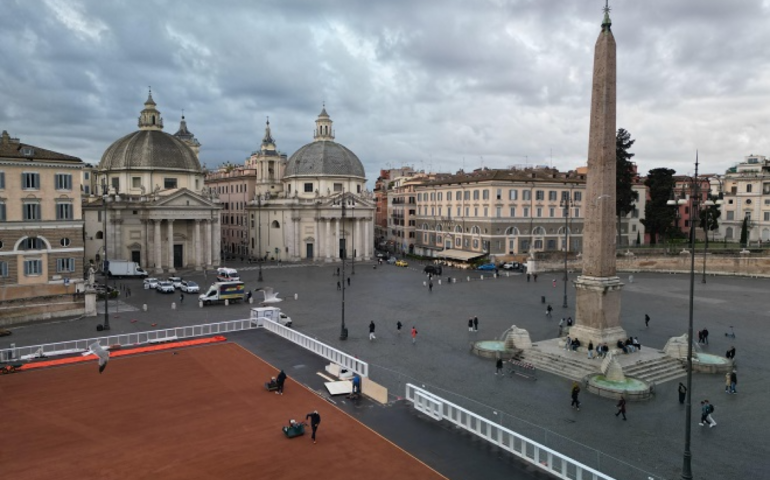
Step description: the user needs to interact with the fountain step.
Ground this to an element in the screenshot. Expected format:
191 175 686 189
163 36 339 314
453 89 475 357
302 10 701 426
518 348 601 382
623 357 686 384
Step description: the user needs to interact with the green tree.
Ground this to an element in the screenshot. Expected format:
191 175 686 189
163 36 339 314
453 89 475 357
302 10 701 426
641 168 677 245
699 194 721 241
740 216 749 247
616 128 639 247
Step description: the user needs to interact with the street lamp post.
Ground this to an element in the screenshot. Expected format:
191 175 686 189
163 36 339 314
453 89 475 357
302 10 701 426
560 192 574 308
257 195 263 282
100 182 112 331
340 197 348 340
668 153 701 480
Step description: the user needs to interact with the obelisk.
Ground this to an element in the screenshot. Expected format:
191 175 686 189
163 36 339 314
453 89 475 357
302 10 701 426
567 4 627 347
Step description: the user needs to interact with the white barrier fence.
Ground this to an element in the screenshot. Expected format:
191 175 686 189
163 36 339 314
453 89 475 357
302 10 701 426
405 384 615 480
0 319 257 362
258 317 369 378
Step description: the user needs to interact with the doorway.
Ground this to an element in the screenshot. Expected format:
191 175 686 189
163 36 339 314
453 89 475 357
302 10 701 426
131 250 141 265
339 238 347 259
173 244 183 269
306 243 314 259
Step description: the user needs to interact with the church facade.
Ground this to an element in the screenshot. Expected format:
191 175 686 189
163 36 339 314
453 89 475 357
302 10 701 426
83 92 222 274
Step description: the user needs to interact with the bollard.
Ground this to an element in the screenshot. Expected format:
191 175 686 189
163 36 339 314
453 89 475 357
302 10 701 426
172 302 176 310
629 275 634 283
481 275 484 281
467 276 470 282
294 293 298 300
506 272 510 277
423 281 427 287
541 296 546 304
225 299 229 306
199 300 203 308
249 297 254 304
143 304 148 312
453 277 457 283
438 279 442 285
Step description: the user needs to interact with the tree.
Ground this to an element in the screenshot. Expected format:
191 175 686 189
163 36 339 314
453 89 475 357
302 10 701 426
699 194 721 241
740 216 749 247
616 128 639 247
641 168 677 245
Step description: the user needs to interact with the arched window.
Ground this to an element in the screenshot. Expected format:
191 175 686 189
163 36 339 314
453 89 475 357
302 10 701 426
725 227 734 239
271 220 280 228
533 226 546 236
454 225 462 233
504 226 520 236
557 226 572 235
436 224 443 232
471 226 480 235
95 231 104 240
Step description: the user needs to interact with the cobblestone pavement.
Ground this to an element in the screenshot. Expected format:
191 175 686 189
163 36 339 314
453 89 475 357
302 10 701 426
4 260 769 479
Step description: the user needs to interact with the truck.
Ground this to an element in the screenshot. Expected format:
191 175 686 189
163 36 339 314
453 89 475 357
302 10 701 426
216 267 240 282
106 260 148 278
198 281 246 305
250 306 292 327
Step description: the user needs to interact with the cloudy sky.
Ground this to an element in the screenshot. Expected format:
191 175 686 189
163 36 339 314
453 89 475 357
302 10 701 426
2 0 769 182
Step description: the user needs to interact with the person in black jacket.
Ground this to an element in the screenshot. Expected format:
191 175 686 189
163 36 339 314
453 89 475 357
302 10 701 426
276 370 287 395
306 410 321 443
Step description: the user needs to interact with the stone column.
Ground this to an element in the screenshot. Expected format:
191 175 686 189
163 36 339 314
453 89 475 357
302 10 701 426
140 219 147 268
154 219 162 274
355 217 361 260
326 218 332 261
364 217 370 260
569 10 626 347
334 218 340 260
194 220 202 270
212 219 221 266
205 220 212 268
167 219 175 273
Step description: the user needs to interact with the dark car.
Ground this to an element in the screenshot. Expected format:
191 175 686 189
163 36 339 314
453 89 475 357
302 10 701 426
424 265 443 275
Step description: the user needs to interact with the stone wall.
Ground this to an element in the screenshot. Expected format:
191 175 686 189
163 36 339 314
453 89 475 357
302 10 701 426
0 294 85 326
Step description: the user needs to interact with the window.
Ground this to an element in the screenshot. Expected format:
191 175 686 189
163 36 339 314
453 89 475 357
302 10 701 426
473 190 479 200
549 208 555 217
84 185 90 195
574 208 580 218
474 207 478 217
22 172 40 190
496 207 501 218
535 190 544 201
438 192 442 201
509 189 518 200
61 238 71 247
57 258 75 273
56 202 73 220
496 189 502 200
0 171 5 189
483 190 489 200
523 207 529 217
24 259 43 276
164 178 178 189
484 207 488 217
747 184 753 193
55 174 72 190
447 191 453 201
111 177 120 191
455 237 461 247
334 183 343 192
536 207 542 217
523 190 531 201
574 191 582 202
457 207 461 216
132 177 142 188
0 202 5 222
726 211 734 220
464 191 470 201
549 191 557 201
473 239 479 249
0 261 7 277
509 207 516 217
23 202 41 221
304 183 313 193
465 207 469 216
765 212 770 221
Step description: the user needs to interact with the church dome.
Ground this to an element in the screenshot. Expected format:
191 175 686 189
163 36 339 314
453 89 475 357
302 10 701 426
284 107 365 179
98 91 202 173
100 130 202 172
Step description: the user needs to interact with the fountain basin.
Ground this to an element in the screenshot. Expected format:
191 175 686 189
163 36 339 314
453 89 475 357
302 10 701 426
691 353 733 374
471 340 517 359
585 374 653 401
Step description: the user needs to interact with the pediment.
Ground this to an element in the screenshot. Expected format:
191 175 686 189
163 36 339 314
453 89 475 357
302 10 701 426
153 188 219 208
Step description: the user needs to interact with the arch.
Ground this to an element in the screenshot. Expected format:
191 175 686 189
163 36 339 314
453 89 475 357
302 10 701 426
557 226 572 235
435 224 443 232
95 231 104 240
14 235 51 251
471 226 480 235
533 226 546 236
271 220 281 228
504 226 520 236
725 227 734 239
421 223 429 231
454 225 462 233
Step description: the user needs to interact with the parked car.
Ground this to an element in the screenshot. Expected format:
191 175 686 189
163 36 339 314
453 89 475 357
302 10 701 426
386 257 397 264
156 281 175 293
502 262 520 270
180 280 200 293
395 260 408 267
477 263 497 271
144 277 160 289
168 276 183 289
424 265 442 275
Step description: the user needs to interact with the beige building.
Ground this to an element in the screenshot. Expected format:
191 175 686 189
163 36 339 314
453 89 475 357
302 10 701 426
412 167 645 261
0 130 85 301
719 155 770 244
246 108 375 262
83 92 221 274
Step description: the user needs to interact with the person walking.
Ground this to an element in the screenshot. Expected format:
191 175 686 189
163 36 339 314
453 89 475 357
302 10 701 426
552 278 557 288
546 304 553 318
615 396 627 420
726 346 736 360
570 382 581 411
276 369 287 395
645 314 650 328
305 410 321 443
396 321 402 334
180 293 184 305
533 273 538 282
526 273 531 282
495 357 504 375
337 281 341 290
724 372 731 394
699 400 716 427
369 321 376 341
468 318 474 332
678 382 687 404
347 277 351 287
411 326 418 344
473 316 479 332
702 328 709 345
429 281 433 292
587 341 594 359
730 370 737 394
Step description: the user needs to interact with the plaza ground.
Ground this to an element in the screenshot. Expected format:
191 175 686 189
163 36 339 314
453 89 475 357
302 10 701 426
3 260 769 479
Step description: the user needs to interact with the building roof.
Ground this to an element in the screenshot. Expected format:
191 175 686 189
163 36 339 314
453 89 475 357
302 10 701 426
99 130 202 172
284 140 365 178
0 130 82 163
419 168 585 187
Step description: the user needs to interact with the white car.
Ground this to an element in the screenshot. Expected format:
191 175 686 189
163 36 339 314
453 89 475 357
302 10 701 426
502 262 520 270
156 281 175 293
168 276 183 289
180 280 199 293
144 277 160 289
279 312 292 327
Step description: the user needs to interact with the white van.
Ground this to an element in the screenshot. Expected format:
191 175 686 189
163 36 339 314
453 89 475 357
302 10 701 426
216 267 240 282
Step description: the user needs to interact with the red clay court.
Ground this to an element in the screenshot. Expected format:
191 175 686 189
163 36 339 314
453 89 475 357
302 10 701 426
1 342 446 480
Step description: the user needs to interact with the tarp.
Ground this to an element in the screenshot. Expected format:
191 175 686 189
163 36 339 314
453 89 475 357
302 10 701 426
438 249 485 261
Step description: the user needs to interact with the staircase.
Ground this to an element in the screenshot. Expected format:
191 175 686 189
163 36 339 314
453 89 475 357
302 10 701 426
622 355 686 385
518 347 601 382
